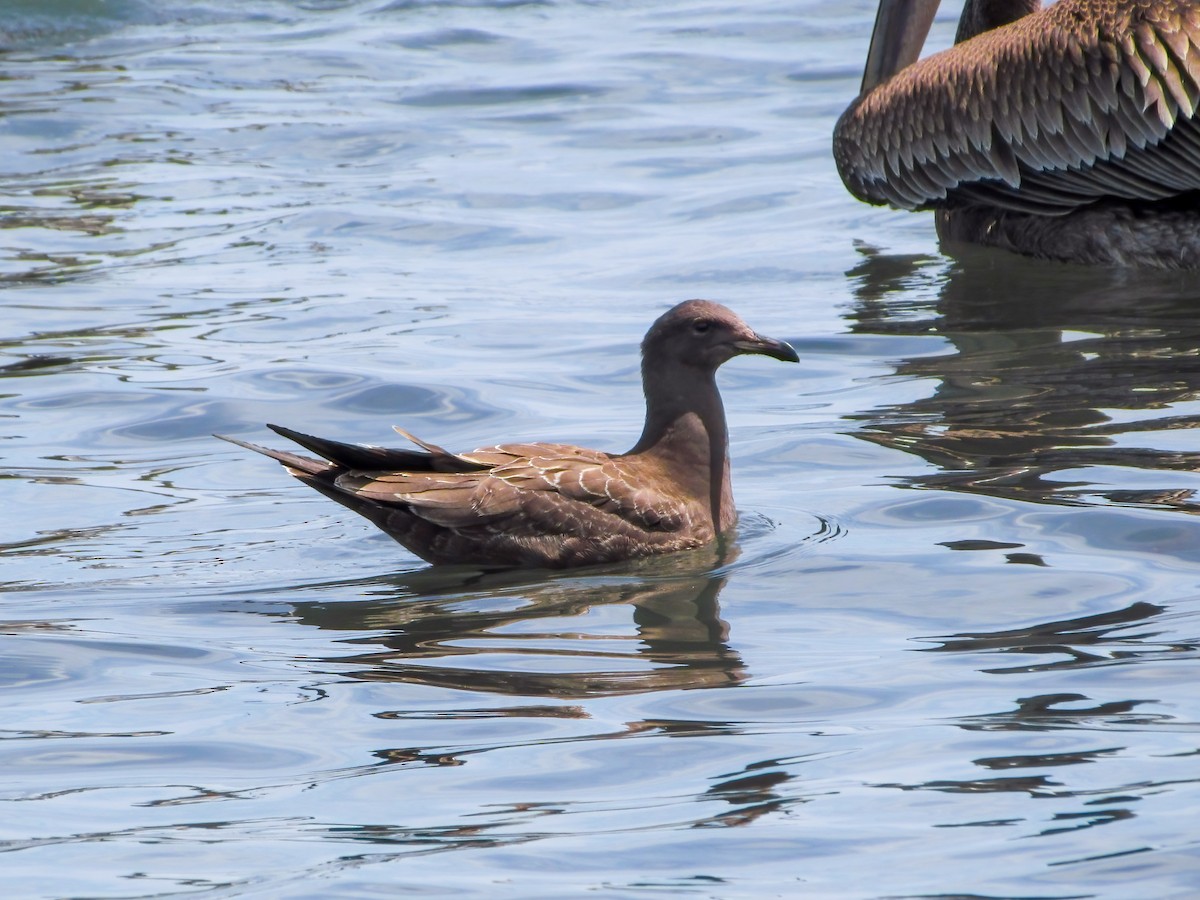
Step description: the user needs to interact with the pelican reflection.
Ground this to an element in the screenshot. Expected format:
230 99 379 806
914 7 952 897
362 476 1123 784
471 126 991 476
847 245 1200 511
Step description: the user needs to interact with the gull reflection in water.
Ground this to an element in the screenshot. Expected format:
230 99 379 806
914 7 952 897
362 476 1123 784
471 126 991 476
287 544 746 700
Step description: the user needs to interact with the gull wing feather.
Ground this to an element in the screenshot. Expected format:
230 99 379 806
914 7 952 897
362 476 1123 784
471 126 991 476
336 443 696 536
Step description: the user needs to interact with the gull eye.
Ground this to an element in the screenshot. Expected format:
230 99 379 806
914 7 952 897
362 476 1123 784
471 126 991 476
692 320 712 335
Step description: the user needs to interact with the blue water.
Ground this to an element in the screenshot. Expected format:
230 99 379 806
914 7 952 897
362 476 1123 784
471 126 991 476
3 1 1199 897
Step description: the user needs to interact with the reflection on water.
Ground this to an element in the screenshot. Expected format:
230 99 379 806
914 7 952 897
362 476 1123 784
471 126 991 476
923 600 1187 676
290 548 745 698
879 599 1200 844
959 692 1168 732
848 245 1200 512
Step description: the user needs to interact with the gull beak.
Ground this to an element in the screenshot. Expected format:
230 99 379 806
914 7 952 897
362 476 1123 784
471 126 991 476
732 332 799 363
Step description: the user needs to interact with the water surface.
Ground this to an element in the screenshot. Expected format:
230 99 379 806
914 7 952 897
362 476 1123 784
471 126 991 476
3 1 1199 897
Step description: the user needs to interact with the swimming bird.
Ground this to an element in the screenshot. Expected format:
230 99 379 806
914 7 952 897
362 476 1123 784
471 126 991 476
218 300 798 569
833 0 1200 267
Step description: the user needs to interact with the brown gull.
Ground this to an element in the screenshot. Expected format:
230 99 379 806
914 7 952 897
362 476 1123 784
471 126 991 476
217 300 798 568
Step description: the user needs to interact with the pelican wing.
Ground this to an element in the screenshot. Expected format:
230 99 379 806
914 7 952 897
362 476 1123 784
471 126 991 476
834 1 1200 214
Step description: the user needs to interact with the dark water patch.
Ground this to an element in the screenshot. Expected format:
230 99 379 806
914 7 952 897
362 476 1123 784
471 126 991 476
573 125 756 152
8 739 315 772
378 0 551 12
401 84 605 108
454 190 652 212
652 264 817 284
388 27 505 50
681 191 793 221
323 212 552 250
334 382 463 416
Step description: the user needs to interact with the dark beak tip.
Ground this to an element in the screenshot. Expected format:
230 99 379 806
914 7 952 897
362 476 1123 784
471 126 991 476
741 335 799 363
729 336 796 362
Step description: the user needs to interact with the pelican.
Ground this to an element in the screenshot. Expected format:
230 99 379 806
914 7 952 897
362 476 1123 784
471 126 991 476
834 0 1200 268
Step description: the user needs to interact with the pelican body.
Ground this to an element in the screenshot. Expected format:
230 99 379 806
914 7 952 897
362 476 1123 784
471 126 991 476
834 0 1200 267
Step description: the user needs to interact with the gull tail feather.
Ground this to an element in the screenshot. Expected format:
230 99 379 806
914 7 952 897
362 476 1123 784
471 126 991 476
264 423 486 473
215 433 331 478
